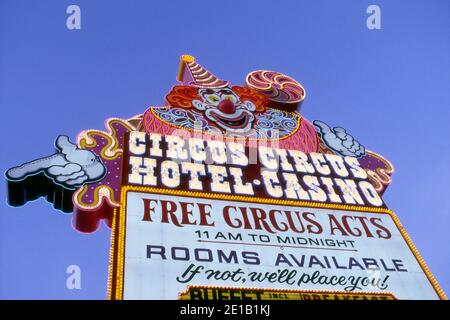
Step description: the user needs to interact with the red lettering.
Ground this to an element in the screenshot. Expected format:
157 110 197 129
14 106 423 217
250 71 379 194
250 207 275 233
342 215 362 237
180 202 196 226
223 206 242 228
160 200 182 227
142 198 157 221
197 203 215 227
269 210 289 232
285 210 306 233
238 207 253 230
328 214 348 236
370 217 392 239
355 216 374 238
303 212 323 234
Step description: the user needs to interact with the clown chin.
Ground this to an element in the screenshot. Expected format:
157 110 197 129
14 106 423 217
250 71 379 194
206 108 255 134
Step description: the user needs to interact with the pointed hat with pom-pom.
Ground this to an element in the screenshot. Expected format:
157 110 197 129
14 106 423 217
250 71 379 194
176 55 229 88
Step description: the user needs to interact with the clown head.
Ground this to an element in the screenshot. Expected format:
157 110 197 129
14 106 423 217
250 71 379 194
164 84 269 135
192 88 256 133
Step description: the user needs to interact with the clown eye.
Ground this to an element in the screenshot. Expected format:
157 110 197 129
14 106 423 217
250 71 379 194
207 95 220 103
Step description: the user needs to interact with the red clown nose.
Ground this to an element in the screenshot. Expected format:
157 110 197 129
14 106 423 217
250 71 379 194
218 99 236 114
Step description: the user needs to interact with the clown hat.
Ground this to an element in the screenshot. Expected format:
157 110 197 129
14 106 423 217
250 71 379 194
176 55 229 88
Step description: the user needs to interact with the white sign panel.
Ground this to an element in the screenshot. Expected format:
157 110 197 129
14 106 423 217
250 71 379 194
110 188 442 300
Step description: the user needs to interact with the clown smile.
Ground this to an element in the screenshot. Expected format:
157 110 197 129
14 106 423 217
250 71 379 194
206 108 254 133
210 111 249 128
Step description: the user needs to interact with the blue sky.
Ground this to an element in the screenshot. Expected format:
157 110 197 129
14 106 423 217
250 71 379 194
0 0 449 299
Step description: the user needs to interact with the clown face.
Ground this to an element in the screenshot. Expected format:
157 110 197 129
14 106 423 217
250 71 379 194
192 88 256 133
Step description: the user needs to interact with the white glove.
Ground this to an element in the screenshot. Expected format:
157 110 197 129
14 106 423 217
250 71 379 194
6 135 106 188
313 120 366 158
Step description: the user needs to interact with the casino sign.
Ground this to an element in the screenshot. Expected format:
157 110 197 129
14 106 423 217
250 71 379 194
5 55 446 300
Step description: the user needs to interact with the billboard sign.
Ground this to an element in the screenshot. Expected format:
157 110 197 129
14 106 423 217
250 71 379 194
108 187 443 300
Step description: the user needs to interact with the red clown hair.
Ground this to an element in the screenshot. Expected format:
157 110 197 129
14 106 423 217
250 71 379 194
165 85 269 112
